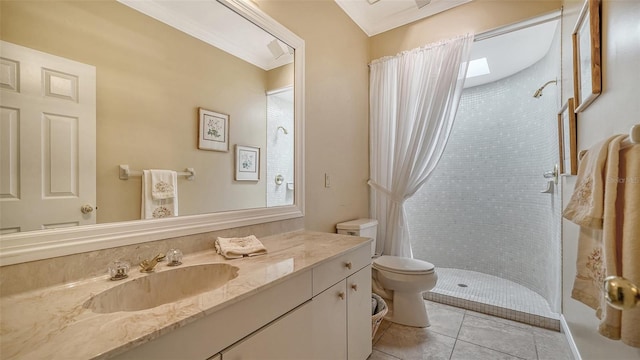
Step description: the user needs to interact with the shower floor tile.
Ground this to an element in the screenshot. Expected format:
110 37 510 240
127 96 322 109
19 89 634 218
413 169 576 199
423 268 560 331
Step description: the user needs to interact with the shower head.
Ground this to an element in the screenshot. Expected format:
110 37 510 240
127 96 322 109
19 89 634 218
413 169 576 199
277 126 288 135
533 79 557 98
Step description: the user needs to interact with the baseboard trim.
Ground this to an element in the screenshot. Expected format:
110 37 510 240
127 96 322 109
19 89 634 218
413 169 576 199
560 314 582 360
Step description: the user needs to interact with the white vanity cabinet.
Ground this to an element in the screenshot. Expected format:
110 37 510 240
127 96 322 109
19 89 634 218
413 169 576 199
346 265 373 360
111 242 372 360
221 301 313 359
311 246 372 360
223 245 372 360
111 270 313 360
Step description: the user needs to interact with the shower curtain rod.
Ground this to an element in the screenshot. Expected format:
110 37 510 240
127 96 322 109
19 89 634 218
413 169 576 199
474 10 561 42
367 11 560 68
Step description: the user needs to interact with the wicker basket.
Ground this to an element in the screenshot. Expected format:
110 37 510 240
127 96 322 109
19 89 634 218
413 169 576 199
371 293 388 339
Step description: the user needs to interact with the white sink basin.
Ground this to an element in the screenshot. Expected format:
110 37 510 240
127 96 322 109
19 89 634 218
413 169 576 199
84 263 239 313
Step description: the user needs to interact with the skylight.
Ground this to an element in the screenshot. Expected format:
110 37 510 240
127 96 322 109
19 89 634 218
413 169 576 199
466 57 490 78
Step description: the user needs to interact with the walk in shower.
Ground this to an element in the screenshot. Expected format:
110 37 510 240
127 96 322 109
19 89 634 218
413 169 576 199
266 87 294 207
407 16 563 330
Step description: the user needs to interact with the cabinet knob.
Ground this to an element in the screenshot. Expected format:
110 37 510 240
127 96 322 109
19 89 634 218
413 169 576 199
345 261 352 270
351 284 358 291
338 292 345 300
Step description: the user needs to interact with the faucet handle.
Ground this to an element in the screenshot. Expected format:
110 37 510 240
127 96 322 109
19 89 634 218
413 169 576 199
139 253 166 273
109 260 130 281
166 249 183 266
154 253 166 262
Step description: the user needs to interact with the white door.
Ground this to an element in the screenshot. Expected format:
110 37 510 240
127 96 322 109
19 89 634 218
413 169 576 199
0 40 96 233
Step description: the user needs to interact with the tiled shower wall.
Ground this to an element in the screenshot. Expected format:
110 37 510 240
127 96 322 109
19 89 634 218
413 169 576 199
266 88 294 207
406 23 562 312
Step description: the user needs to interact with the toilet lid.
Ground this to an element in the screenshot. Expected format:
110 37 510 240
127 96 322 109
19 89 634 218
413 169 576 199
373 255 435 275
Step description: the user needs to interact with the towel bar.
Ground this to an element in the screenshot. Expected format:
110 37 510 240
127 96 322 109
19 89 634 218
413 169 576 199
578 124 639 161
119 165 195 181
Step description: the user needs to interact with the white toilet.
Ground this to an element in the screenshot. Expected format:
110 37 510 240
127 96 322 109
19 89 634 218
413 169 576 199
336 219 437 328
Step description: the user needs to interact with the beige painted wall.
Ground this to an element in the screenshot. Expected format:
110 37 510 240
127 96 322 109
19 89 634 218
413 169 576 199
257 0 562 233
267 63 294 92
1 0 272 224
370 0 561 60
560 0 640 358
258 0 371 233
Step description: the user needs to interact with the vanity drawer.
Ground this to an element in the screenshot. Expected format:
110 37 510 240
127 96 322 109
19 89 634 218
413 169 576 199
312 244 371 296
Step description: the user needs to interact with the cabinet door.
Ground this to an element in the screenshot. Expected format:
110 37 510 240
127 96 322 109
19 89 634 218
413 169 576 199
347 265 372 360
222 302 313 360
312 280 347 359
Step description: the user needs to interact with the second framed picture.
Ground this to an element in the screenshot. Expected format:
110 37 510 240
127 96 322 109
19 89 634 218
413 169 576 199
558 98 578 175
235 145 260 181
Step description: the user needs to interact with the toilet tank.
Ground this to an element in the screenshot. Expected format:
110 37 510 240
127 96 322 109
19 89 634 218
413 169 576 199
336 219 378 257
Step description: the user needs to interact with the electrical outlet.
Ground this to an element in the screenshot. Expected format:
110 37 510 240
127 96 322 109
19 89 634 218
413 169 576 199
325 173 331 188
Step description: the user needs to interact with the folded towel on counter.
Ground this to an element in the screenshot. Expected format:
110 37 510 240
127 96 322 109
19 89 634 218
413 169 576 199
215 235 267 259
142 170 178 219
150 169 177 200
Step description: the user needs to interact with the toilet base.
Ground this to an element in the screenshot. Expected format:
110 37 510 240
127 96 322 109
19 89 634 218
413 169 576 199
386 291 430 328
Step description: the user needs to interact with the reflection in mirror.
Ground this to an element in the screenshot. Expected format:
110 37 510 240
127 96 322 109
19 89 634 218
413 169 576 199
0 0 294 235
0 0 304 265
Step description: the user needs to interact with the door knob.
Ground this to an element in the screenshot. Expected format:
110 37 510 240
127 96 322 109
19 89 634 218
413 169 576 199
604 276 639 310
81 204 94 214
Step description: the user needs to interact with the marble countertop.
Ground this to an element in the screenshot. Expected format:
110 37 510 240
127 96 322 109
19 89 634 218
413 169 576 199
0 231 370 360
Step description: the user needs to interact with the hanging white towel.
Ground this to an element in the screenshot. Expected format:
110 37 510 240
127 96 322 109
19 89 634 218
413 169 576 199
151 169 177 200
215 235 267 259
141 170 178 219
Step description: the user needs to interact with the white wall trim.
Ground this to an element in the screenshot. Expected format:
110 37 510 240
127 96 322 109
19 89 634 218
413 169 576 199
561 314 582 360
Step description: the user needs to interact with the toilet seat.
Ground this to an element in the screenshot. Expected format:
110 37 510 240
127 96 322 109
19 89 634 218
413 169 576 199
373 255 435 275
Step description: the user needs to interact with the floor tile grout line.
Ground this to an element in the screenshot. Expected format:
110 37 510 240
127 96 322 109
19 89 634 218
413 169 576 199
455 308 537 360
447 309 467 359
372 347 402 360
532 330 541 360
463 311 536 333
454 338 531 360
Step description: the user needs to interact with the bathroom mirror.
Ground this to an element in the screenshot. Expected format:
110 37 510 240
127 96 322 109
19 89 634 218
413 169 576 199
0 0 305 265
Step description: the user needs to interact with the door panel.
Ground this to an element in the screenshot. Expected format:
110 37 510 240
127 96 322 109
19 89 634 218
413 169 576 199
0 40 96 233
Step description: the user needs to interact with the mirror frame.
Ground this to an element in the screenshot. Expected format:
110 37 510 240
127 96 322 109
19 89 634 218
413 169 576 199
0 0 305 266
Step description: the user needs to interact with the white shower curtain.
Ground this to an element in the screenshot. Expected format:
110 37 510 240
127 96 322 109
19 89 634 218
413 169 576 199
369 33 473 257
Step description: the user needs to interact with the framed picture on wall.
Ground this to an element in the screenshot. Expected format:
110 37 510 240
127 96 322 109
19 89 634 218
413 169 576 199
198 108 229 152
572 0 601 112
558 98 578 175
235 145 260 181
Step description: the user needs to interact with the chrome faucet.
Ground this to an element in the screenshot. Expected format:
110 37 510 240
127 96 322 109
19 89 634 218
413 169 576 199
139 253 165 273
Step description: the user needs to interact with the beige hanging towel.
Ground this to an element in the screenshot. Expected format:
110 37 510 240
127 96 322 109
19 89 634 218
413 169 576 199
150 169 177 200
141 170 178 219
564 135 640 348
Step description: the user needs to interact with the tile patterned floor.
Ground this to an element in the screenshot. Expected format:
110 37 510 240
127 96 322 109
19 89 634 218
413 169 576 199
424 268 561 330
370 301 574 360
